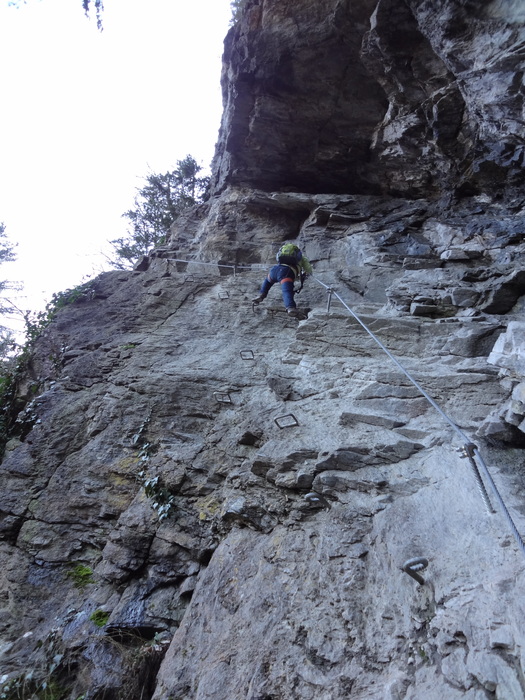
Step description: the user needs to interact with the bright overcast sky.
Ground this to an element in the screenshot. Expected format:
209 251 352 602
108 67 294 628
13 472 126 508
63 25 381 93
0 0 232 333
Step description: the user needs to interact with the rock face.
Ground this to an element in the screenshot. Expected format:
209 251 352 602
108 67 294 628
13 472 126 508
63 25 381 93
212 0 525 198
1 2 525 699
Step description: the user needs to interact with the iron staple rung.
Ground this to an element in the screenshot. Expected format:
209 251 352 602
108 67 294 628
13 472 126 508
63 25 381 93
402 557 429 585
274 414 299 429
403 557 429 570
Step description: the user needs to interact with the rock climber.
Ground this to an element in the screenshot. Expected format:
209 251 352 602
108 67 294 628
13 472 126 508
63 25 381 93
252 243 313 316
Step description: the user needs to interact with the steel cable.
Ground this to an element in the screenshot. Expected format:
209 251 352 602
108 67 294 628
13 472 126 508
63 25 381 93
312 276 525 559
145 253 525 558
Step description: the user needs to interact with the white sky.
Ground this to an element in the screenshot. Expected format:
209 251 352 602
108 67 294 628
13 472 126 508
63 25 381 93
0 0 232 334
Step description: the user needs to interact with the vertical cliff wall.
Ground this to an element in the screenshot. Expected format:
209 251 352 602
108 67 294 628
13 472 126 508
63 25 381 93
211 0 525 199
1 1 525 699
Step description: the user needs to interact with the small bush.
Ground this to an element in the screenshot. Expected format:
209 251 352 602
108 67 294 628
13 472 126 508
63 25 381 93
0 628 68 700
143 475 176 521
25 280 96 344
0 676 67 700
89 610 110 628
66 565 94 589
0 279 96 457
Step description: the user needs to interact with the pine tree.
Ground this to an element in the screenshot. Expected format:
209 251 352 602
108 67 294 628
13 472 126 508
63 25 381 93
107 156 209 269
0 223 19 365
82 0 104 30
0 223 18 318
230 0 248 25
9 0 104 30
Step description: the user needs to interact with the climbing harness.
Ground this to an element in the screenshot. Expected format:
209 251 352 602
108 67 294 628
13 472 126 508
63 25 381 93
295 270 307 295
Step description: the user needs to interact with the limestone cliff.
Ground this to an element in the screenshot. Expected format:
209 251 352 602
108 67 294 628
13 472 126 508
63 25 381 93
1 1 525 699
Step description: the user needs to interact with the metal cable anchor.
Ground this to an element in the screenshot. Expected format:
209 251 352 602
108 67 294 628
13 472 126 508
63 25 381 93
402 557 429 586
326 286 334 313
456 443 495 514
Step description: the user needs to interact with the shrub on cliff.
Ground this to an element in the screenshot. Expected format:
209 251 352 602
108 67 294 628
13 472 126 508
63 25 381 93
0 279 96 458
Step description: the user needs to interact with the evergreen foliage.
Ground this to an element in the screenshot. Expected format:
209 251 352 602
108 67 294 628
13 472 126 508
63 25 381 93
0 223 19 318
0 224 16 264
82 0 104 30
230 0 249 25
8 0 104 30
0 222 20 412
108 155 209 269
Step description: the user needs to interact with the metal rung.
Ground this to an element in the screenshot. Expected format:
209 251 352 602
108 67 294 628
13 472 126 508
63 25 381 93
304 492 331 509
402 557 429 586
240 350 255 360
274 414 299 429
214 392 232 404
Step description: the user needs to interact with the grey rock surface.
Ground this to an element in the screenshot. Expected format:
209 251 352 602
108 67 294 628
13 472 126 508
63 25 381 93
1 1 525 699
211 0 525 199
1 189 524 699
